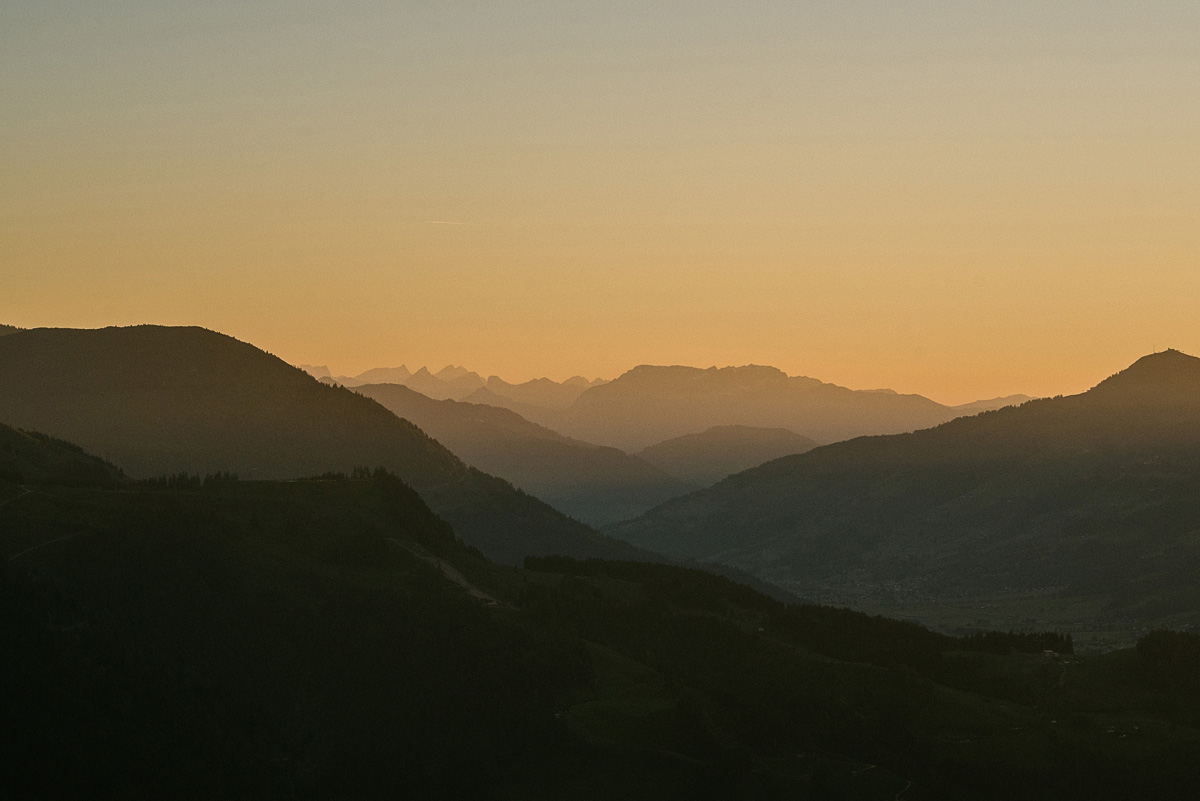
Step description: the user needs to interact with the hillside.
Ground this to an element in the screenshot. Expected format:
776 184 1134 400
545 364 958 451
353 383 693 526
637 425 818 487
951 394 1035 416
0 422 124 489
610 351 1200 643
0 326 638 564
4 455 1200 798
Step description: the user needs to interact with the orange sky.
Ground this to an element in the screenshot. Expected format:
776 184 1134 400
3 3 1198 404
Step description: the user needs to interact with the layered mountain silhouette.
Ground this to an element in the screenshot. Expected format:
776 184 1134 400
637 425 817 487
296 363 332 378
0 324 23 337
610 350 1200 630
539 364 959 451
317 361 607 408
0 326 639 564
468 374 607 410
352 383 693 526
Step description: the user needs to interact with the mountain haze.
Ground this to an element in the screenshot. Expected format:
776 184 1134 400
0 326 638 564
352 383 693 525
478 374 607 410
318 361 606 410
549 364 957 451
348 365 411 384
637 425 818 487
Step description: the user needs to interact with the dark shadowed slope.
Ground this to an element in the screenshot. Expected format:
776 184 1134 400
0 423 124 489
353 383 694 526
610 350 1200 633
0 326 641 564
0 324 23 337
550 364 958 451
5 433 1200 799
636 425 818 487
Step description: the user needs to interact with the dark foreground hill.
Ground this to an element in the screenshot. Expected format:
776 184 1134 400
0 326 637 564
353 383 693 526
610 350 1200 643
637 425 818 487
3 448 1200 799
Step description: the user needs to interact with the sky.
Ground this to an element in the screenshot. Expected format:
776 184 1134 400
3 1 1198 404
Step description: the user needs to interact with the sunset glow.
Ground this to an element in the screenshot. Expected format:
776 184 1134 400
4 2 1198 403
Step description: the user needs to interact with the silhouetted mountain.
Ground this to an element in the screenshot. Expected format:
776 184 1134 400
351 364 411 384
951 394 1035 416
0 423 124 489
353 383 693 526
322 364 483 399
552 364 957 451
481 374 607 410
327 364 606 411
5 462 1199 799
0 326 639 564
434 364 476 382
609 350 1200 639
0 324 22 337
297 363 332 379
636 425 817 487
400 366 485 399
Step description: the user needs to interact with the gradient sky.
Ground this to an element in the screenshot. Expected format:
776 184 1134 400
3 2 1198 404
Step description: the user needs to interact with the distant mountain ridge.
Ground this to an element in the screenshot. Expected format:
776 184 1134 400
312 361 606 406
353 383 693 526
542 363 959 451
609 349 1200 639
313 357 1034 455
0 326 641 564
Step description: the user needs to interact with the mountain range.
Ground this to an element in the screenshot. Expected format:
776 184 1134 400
351 382 692 526
312 359 1031 456
0 325 637 565
529 364 986 451
312 363 607 405
609 350 1200 644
